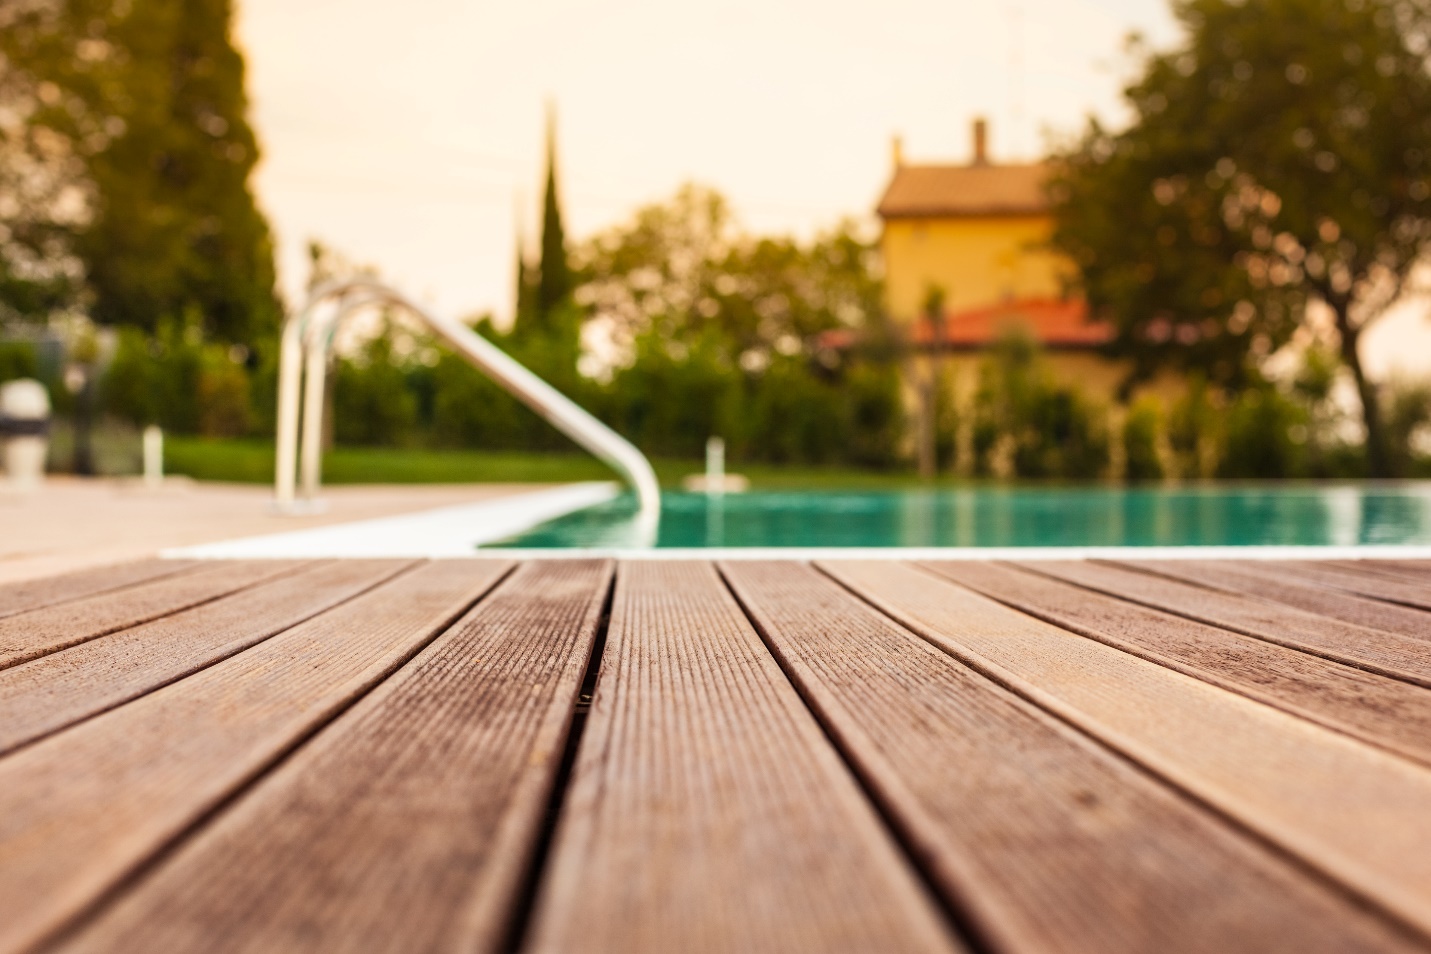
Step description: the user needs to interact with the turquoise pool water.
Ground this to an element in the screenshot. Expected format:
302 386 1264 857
495 483 1431 549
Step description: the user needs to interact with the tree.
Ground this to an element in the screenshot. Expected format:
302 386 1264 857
1050 0 1431 475
536 106 572 325
0 0 280 344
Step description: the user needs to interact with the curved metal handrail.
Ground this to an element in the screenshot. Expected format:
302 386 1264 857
273 279 661 540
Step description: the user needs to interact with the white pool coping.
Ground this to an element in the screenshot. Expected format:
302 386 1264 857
474 544 1431 560
163 482 1431 561
164 482 620 559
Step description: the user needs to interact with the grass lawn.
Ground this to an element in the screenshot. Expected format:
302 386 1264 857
163 436 938 490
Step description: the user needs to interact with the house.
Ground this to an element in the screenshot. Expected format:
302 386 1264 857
876 119 1179 474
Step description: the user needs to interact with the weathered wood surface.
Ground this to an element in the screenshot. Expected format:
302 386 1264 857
724 561 1414 954
925 560 1431 766
0 558 196 620
1252 560 1431 611
526 561 958 954
1 556 1429 954
59 560 609 954
1023 559 1431 687
0 560 511 954
0 560 410 755
823 560 1431 939
0 560 298 670
1127 560 1431 639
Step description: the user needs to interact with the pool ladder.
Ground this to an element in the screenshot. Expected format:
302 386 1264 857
272 278 660 543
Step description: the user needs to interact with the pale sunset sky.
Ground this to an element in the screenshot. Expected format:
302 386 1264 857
232 0 1430 375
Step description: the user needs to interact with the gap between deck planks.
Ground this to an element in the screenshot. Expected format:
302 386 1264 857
0 560 306 670
0 558 198 620
922 560 1431 768
54 560 609 954
822 560 1431 941
0 560 512 954
1018 559 1431 688
0 560 413 756
721 560 1419 954
524 561 958 954
1121 560 1431 638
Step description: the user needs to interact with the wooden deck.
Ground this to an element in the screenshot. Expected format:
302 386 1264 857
2 556 1430 953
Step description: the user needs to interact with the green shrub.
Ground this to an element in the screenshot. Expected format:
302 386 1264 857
1123 397 1165 482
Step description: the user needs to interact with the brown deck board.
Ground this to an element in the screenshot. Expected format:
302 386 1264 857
1126 560 1431 639
0 560 301 670
525 561 958 954
0 560 510 954
0 560 411 756
56 560 611 954
723 561 1418 954
924 560 1431 767
1261 561 1431 611
1022 559 1431 688
822 560 1431 940
0 559 197 620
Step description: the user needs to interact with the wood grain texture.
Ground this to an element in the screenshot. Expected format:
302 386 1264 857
1126 560 1431 639
0 560 299 670
723 561 1418 954
1021 559 1431 688
526 561 959 954
0 560 410 756
0 559 196 620
1348 560 1431 583
924 560 1431 767
56 560 612 954
1253 561 1431 611
0 559 511 954
821 560 1431 941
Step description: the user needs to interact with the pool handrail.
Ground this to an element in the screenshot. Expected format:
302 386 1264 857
273 279 661 539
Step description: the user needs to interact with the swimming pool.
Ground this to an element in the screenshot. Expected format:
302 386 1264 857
495 483 1431 550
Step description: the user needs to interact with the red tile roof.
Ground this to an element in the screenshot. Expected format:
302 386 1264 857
877 163 1050 219
818 299 1111 352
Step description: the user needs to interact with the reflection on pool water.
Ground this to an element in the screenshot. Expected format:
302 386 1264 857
494 483 1431 549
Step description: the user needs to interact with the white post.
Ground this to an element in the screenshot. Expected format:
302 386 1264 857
705 436 725 495
299 338 328 502
142 425 163 488
273 319 304 509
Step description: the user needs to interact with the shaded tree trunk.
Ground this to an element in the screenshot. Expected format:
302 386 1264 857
1334 306 1390 478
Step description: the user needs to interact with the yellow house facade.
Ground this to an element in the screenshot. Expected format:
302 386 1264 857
876 121 1186 476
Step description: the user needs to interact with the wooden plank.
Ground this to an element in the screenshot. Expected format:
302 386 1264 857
1246 561 1431 612
0 560 411 756
55 560 611 954
526 561 959 954
0 559 511 954
925 560 1431 768
1021 559 1431 688
722 561 1419 954
821 560 1431 941
0 559 196 620
0 560 302 670
1351 560 1431 583
1126 560 1431 640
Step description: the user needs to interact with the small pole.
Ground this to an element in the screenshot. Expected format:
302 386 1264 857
142 425 163 488
705 436 725 495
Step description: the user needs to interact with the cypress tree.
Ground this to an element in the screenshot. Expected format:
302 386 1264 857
536 105 572 326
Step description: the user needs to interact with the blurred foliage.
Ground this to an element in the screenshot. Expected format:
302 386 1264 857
971 328 1112 479
0 0 279 341
1050 0 1431 475
1123 396 1166 481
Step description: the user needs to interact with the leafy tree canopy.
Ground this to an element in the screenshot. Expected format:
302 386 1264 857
1050 0 1431 475
0 0 279 343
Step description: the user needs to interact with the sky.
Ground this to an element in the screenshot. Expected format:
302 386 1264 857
232 0 1430 376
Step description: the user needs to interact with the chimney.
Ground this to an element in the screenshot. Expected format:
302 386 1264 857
972 117 988 165
891 134 904 169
